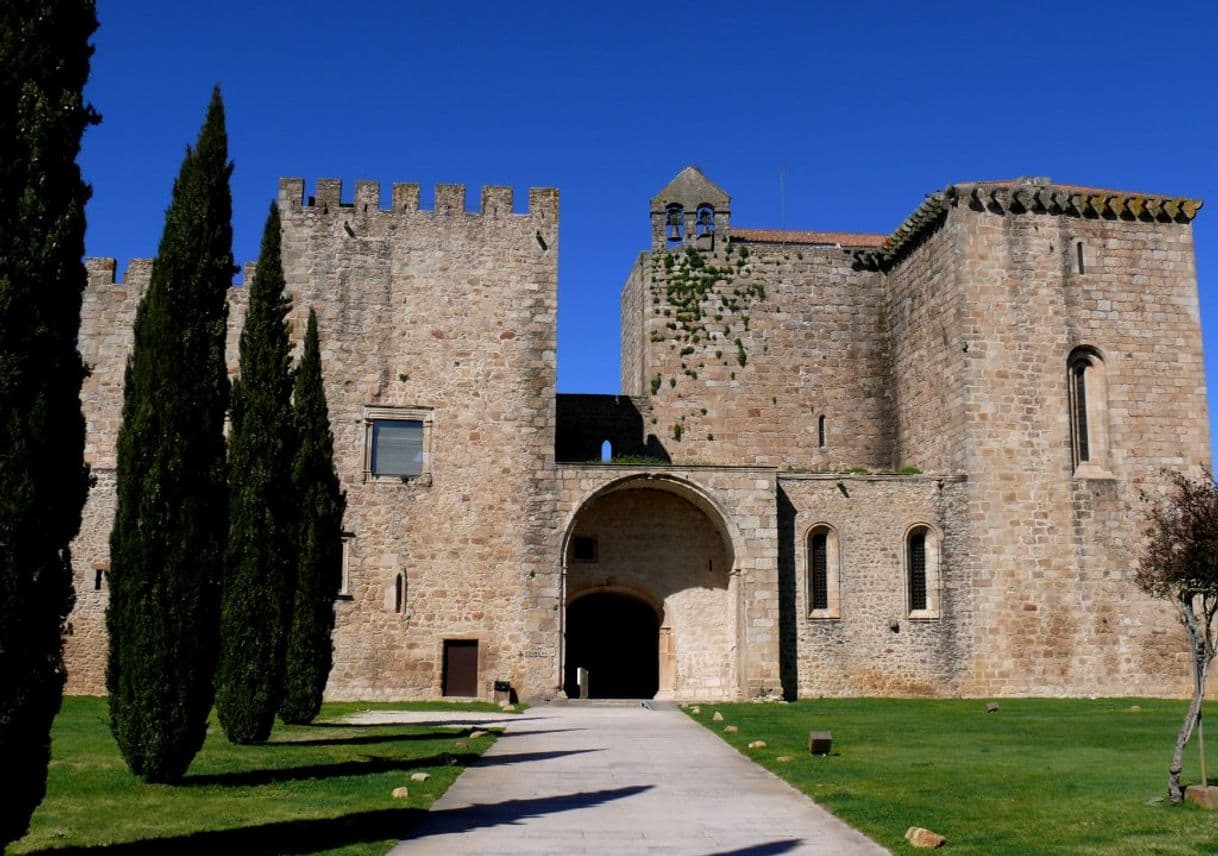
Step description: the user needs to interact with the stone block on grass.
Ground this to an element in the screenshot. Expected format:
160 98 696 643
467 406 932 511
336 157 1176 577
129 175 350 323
1185 785 1218 809
905 826 947 848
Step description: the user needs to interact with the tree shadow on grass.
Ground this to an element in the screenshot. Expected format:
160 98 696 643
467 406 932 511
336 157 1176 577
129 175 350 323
266 730 476 748
185 747 597 787
314 716 542 729
28 785 652 855
268 726 584 748
184 752 477 787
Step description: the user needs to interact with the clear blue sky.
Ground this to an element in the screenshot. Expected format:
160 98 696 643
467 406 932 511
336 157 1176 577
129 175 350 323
82 2 1218 452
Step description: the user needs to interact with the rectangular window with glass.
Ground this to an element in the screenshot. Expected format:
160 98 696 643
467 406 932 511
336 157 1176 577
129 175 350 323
363 406 433 482
372 420 423 476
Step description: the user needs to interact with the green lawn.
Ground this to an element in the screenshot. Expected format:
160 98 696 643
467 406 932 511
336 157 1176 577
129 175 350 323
12 697 511 855
692 698 1218 855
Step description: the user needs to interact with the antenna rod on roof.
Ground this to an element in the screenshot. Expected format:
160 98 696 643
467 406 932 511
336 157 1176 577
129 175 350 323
780 166 786 250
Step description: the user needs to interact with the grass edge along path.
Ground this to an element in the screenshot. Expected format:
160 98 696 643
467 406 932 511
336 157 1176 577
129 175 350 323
12 696 515 855
690 697 1218 856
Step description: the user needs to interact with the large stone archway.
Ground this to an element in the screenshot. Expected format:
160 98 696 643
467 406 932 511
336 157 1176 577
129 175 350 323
563 590 661 698
562 477 738 700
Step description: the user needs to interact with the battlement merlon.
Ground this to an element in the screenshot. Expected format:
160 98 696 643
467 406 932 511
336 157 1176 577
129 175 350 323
84 257 259 288
84 257 155 286
277 178 559 219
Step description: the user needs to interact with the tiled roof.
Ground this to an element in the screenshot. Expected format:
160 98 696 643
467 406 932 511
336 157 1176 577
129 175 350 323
849 179 1204 272
730 227 887 248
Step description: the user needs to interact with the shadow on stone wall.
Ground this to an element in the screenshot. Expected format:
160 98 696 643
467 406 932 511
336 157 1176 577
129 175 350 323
777 486 798 701
556 394 669 463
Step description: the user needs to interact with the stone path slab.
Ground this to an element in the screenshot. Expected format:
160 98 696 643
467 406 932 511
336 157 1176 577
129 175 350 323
384 703 890 855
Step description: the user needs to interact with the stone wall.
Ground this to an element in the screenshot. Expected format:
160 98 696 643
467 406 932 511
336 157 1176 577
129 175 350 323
67 177 561 701
885 221 968 474
938 195 1210 696
778 474 971 697
279 178 559 701
620 254 646 396
622 241 891 468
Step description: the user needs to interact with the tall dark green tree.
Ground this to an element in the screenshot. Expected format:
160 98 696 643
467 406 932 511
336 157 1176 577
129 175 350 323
0 1 98 844
106 88 233 782
280 309 346 725
216 204 296 744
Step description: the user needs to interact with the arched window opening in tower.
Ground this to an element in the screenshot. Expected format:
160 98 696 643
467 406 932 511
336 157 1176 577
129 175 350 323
665 204 685 245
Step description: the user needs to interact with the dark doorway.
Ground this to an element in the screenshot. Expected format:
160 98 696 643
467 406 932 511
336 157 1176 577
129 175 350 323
564 593 659 699
442 639 479 697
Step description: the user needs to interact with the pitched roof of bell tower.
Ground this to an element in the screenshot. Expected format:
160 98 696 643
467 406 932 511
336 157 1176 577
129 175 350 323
649 166 730 213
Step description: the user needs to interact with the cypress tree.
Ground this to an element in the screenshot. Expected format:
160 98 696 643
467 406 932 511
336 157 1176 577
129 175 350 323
0 1 98 844
280 309 346 725
106 88 233 782
216 204 296 743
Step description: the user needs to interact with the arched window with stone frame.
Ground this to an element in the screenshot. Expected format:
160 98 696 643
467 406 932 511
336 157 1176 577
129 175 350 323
1068 346 1110 477
805 522 841 619
904 523 941 619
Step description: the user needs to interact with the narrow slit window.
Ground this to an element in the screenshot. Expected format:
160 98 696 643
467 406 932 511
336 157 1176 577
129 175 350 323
818 415 826 449
339 533 355 598
394 573 404 613
1076 241 1086 274
810 532 829 611
908 530 927 612
1073 363 1089 462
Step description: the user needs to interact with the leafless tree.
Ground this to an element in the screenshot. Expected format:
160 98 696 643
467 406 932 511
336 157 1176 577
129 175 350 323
1136 469 1218 804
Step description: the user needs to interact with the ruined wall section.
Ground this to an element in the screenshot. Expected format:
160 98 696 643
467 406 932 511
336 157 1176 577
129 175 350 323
555 393 657 462
277 178 559 700
619 254 646 396
67 259 249 693
954 198 1210 695
631 243 890 468
884 217 970 474
779 474 970 697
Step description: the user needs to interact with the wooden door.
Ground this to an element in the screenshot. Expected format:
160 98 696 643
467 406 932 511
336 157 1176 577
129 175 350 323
443 639 478 697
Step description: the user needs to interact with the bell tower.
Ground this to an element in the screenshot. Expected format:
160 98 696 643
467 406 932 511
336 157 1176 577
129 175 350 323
650 166 731 251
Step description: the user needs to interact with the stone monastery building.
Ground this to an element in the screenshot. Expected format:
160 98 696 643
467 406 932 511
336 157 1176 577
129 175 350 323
67 166 1210 702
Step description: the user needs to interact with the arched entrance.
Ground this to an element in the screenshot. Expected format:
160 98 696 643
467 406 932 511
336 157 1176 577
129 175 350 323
563 591 659 698
560 474 741 701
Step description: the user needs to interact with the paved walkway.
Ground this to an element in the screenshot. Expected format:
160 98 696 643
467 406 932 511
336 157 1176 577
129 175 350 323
385 702 890 856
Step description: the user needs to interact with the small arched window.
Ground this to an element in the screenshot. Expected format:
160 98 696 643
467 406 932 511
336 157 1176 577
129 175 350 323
806 523 841 619
905 524 941 619
1068 346 1109 475
600 439 612 463
695 205 715 237
665 204 685 245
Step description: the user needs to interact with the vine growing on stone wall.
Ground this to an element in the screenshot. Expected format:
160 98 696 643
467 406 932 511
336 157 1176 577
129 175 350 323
646 244 765 396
